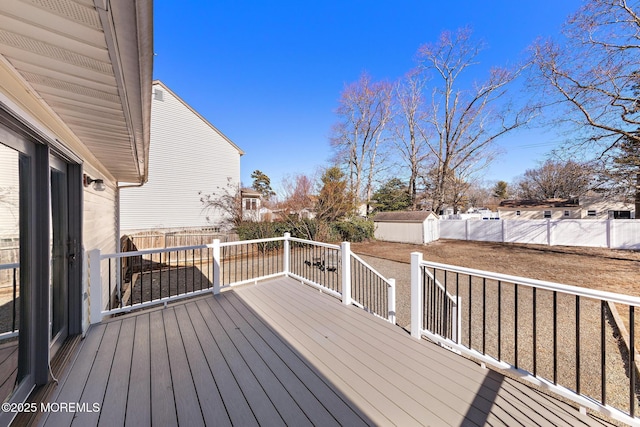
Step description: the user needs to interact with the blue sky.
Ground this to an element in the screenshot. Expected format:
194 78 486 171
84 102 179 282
153 0 583 193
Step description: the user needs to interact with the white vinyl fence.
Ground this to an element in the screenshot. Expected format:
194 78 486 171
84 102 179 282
439 219 640 249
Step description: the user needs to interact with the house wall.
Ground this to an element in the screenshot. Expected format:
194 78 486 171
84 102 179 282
579 198 635 219
498 208 580 220
120 83 242 232
82 165 119 311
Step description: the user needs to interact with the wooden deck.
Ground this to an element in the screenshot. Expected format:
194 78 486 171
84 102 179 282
37 277 610 426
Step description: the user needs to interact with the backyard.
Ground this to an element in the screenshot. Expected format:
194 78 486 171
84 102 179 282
352 239 640 296
352 238 640 419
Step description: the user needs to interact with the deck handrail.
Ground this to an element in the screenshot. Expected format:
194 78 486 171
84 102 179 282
90 234 395 325
409 251 640 426
0 262 20 340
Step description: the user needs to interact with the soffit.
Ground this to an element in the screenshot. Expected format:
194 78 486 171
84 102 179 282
0 0 152 183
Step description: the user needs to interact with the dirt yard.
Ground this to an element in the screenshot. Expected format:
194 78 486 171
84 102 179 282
351 239 640 298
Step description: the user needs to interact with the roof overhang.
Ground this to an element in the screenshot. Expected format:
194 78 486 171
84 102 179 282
0 0 153 183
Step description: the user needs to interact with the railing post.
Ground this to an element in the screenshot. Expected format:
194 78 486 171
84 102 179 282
453 296 462 344
283 232 291 275
341 241 351 305
89 249 103 324
411 252 424 339
388 278 396 324
212 239 221 295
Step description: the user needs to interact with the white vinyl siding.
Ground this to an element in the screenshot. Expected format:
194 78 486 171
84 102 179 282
82 171 118 310
0 145 19 240
120 82 242 232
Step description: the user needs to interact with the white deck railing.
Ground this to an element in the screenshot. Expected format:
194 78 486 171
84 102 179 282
89 233 396 325
410 251 640 426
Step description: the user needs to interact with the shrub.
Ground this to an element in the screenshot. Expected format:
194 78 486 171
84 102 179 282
330 217 374 242
236 217 374 244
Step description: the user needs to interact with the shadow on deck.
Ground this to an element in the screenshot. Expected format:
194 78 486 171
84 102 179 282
37 277 609 426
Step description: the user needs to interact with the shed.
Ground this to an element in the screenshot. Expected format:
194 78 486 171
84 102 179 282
373 211 440 244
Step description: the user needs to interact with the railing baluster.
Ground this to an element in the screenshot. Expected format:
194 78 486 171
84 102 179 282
468 274 472 349
514 283 518 369
601 299 606 405
553 290 558 385
576 295 580 395
498 280 502 360
108 258 112 310
630 305 635 418
533 287 537 377
482 277 486 355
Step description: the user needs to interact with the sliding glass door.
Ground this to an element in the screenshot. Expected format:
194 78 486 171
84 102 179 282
50 158 68 356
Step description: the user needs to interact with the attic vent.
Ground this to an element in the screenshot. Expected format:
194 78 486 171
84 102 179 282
154 89 164 101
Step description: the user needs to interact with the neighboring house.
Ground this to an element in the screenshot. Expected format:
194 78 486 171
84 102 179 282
0 0 152 421
373 211 440 244
120 81 244 232
241 188 262 221
579 193 635 219
498 199 581 220
498 196 635 220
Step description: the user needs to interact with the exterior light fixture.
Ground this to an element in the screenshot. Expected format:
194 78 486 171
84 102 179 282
83 174 106 192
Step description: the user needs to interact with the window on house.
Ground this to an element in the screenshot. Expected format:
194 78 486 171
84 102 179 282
564 210 570 217
587 210 597 217
516 210 521 216
544 210 552 218
153 88 164 101
245 198 257 211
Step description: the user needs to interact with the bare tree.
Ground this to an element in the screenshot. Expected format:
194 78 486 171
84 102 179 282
417 28 532 213
393 69 430 209
199 178 243 229
513 159 594 200
530 0 640 212
331 72 393 214
279 173 315 219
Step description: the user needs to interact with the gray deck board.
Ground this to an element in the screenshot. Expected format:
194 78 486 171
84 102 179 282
149 310 178 427
194 298 286 426
163 308 205 427
222 291 364 427
172 304 231 427
38 276 612 427
186 299 258 427
98 317 135 427
203 296 313 426
124 314 151 427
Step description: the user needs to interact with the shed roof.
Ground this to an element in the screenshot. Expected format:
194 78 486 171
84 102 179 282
373 211 437 223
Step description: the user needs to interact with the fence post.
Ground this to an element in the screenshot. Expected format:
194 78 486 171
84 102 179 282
606 219 612 248
411 252 424 339
212 239 221 295
89 249 103 324
283 232 291 275
388 278 396 324
341 241 351 305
